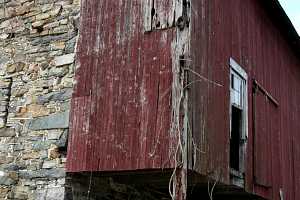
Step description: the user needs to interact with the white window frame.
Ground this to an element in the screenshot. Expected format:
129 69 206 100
229 58 248 187
229 58 248 140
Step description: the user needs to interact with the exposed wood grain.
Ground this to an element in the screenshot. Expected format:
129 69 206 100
67 0 177 172
190 0 300 199
67 0 300 199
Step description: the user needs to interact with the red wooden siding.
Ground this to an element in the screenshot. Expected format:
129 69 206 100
67 0 300 199
189 0 230 182
67 0 177 172
253 84 280 198
190 0 300 199
253 88 271 188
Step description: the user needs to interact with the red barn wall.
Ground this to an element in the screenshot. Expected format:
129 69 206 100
67 0 300 199
67 0 177 172
190 0 300 199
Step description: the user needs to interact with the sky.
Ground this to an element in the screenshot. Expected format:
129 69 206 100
279 0 300 35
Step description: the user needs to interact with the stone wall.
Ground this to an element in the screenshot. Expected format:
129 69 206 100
0 0 79 199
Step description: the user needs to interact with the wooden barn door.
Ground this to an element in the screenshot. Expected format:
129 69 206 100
253 80 280 198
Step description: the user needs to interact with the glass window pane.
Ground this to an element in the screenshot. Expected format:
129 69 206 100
231 71 245 108
233 75 242 92
231 90 242 107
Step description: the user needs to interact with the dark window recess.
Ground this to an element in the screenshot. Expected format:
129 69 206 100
230 105 242 171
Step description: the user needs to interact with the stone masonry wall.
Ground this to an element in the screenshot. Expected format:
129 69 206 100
0 0 79 199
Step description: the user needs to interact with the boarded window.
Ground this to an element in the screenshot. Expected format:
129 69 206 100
143 0 187 31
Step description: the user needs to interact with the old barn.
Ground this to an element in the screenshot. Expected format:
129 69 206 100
66 0 300 199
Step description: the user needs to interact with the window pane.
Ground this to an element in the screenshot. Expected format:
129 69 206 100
233 74 242 92
231 72 244 108
231 90 242 107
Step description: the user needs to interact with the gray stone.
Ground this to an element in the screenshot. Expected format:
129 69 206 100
0 101 8 106
65 37 77 53
0 56 9 66
3 164 26 171
11 186 29 200
42 160 58 169
61 76 74 88
59 101 71 112
47 187 65 200
48 66 69 77
0 155 14 165
30 31 77 45
32 140 52 151
39 150 48 159
0 105 7 112
0 118 5 128
0 144 10 152
53 53 75 67
11 88 28 97
37 89 73 104
7 106 16 113
28 111 70 130
35 187 65 200
0 80 11 89
0 89 10 95
48 129 63 140
73 14 80 30
12 144 24 151
55 129 68 148
0 0 79 196
19 168 66 179
0 174 16 186
6 62 26 73
0 92 8 100
27 135 43 142
34 189 47 200
0 128 16 137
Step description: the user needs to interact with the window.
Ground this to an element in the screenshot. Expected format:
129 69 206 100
143 0 190 32
229 58 248 186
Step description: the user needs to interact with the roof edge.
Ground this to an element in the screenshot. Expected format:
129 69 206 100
262 0 300 56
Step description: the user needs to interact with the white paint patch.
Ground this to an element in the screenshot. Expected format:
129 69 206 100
0 171 5 176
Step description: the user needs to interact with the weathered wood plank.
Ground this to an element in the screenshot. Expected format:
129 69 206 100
67 0 177 172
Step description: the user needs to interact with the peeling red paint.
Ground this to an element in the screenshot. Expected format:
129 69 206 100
67 0 177 172
190 0 300 199
67 0 300 199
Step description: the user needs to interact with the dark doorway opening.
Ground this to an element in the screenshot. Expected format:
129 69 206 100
230 105 242 171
